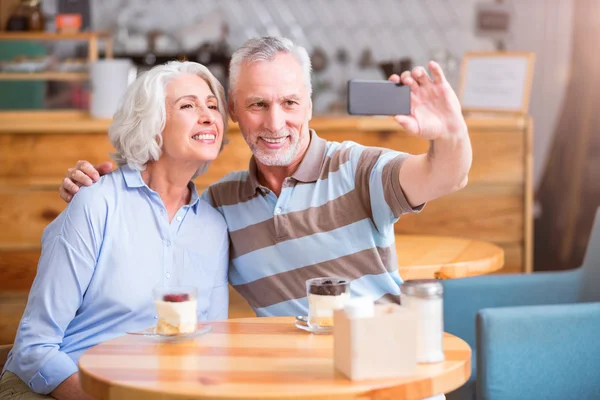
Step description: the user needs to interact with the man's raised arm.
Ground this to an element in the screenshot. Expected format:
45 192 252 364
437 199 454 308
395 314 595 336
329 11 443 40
389 61 472 207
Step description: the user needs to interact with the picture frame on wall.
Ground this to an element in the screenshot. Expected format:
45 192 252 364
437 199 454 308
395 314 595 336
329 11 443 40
459 51 535 114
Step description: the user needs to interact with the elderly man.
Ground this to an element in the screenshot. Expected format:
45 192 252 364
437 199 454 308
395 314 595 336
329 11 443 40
61 37 472 317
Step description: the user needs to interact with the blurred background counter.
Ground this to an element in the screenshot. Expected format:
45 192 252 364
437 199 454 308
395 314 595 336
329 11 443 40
0 112 533 343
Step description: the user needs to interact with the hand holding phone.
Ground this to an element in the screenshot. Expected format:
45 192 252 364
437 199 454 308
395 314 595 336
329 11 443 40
347 80 411 116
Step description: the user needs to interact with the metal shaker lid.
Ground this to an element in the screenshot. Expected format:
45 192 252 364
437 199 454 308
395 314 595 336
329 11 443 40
400 279 443 298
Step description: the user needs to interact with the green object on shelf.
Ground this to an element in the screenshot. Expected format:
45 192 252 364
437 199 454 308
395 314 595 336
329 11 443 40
0 40 46 110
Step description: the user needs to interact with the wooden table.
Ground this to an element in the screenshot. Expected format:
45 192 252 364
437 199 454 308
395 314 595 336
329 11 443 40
80 317 471 400
396 235 505 280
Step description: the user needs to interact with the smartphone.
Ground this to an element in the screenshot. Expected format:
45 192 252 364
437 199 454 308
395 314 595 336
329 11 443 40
347 80 411 116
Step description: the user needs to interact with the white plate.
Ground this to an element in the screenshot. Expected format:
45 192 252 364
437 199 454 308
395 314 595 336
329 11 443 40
294 316 332 334
126 324 211 342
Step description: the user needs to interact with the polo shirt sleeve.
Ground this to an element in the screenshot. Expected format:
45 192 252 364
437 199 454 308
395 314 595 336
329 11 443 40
200 188 214 206
351 145 424 234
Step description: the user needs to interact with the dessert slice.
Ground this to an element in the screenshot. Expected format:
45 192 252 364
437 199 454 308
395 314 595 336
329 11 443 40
307 278 350 327
154 292 197 335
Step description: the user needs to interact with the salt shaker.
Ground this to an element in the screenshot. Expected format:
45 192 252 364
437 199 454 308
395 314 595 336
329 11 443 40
400 279 445 363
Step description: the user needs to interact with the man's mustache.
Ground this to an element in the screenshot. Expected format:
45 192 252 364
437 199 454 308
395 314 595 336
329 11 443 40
257 128 297 138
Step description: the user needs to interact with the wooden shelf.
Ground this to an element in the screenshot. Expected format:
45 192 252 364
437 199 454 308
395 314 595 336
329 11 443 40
0 32 109 41
0 112 530 135
0 72 89 81
0 111 112 133
0 31 113 62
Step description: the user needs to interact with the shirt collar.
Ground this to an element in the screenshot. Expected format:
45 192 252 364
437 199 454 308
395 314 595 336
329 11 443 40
241 129 327 199
291 129 327 183
187 180 201 214
241 157 263 199
121 164 146 188
121 165 201 214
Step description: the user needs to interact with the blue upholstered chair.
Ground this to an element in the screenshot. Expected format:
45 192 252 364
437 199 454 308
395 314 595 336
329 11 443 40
444 207 600 400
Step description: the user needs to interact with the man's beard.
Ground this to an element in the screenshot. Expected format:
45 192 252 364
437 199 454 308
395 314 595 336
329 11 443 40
248 128 304 167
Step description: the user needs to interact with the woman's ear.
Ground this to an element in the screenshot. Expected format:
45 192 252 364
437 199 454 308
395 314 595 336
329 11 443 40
228 91 238 123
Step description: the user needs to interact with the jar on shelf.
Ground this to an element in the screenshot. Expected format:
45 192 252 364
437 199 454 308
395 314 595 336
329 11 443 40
6 0 45 32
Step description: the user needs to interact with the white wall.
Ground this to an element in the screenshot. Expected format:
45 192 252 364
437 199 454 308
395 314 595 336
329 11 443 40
89 0 574 190
511 0 574 190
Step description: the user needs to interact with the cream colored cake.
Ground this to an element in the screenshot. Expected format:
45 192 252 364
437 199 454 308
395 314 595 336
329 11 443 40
154 299 197 335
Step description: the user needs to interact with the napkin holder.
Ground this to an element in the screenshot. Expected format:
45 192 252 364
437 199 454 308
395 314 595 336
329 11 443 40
333 303 418 380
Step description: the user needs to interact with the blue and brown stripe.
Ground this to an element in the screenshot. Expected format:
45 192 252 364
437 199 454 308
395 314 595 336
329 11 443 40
202 130 422 316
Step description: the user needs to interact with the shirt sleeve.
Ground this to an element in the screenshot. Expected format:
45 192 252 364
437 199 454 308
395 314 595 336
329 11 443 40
7 187 105 394
206 222 230 321
351 145 424 234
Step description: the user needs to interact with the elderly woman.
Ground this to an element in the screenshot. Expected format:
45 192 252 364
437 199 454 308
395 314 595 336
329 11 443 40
0 61 229 400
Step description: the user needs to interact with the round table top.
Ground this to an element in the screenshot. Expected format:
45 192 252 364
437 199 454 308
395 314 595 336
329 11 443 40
396 234 504 280
79 317 471 400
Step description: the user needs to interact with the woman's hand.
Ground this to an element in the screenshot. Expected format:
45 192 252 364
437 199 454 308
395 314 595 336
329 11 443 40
50 373 95 400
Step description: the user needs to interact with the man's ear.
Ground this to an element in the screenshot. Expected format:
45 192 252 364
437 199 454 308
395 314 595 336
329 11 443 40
307 98 313 121
228 91 238 123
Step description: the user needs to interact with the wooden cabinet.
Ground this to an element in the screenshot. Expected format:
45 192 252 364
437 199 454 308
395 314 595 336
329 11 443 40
0 111 533 343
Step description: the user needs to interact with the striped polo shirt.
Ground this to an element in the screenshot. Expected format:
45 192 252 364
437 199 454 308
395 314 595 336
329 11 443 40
202 130 422 317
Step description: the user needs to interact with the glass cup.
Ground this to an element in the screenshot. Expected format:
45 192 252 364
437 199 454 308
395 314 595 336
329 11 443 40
152 285 198 336
306 277 351 330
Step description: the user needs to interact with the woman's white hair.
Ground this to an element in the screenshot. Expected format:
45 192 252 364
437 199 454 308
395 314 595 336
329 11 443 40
108 60 228 177
229 37 312 98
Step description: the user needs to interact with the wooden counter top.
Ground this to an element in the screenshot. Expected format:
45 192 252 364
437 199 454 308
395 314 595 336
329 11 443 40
0 108 533 345
0 110 527 134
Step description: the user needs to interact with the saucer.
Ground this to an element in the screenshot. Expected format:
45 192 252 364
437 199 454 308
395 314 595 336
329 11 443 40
126 323 211 342
294 316 332 335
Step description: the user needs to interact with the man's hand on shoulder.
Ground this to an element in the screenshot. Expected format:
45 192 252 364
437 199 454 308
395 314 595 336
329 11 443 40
59 161 113 203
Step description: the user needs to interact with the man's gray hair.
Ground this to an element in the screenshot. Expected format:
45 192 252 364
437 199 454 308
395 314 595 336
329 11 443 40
108 61 228 177
229 37 312 97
